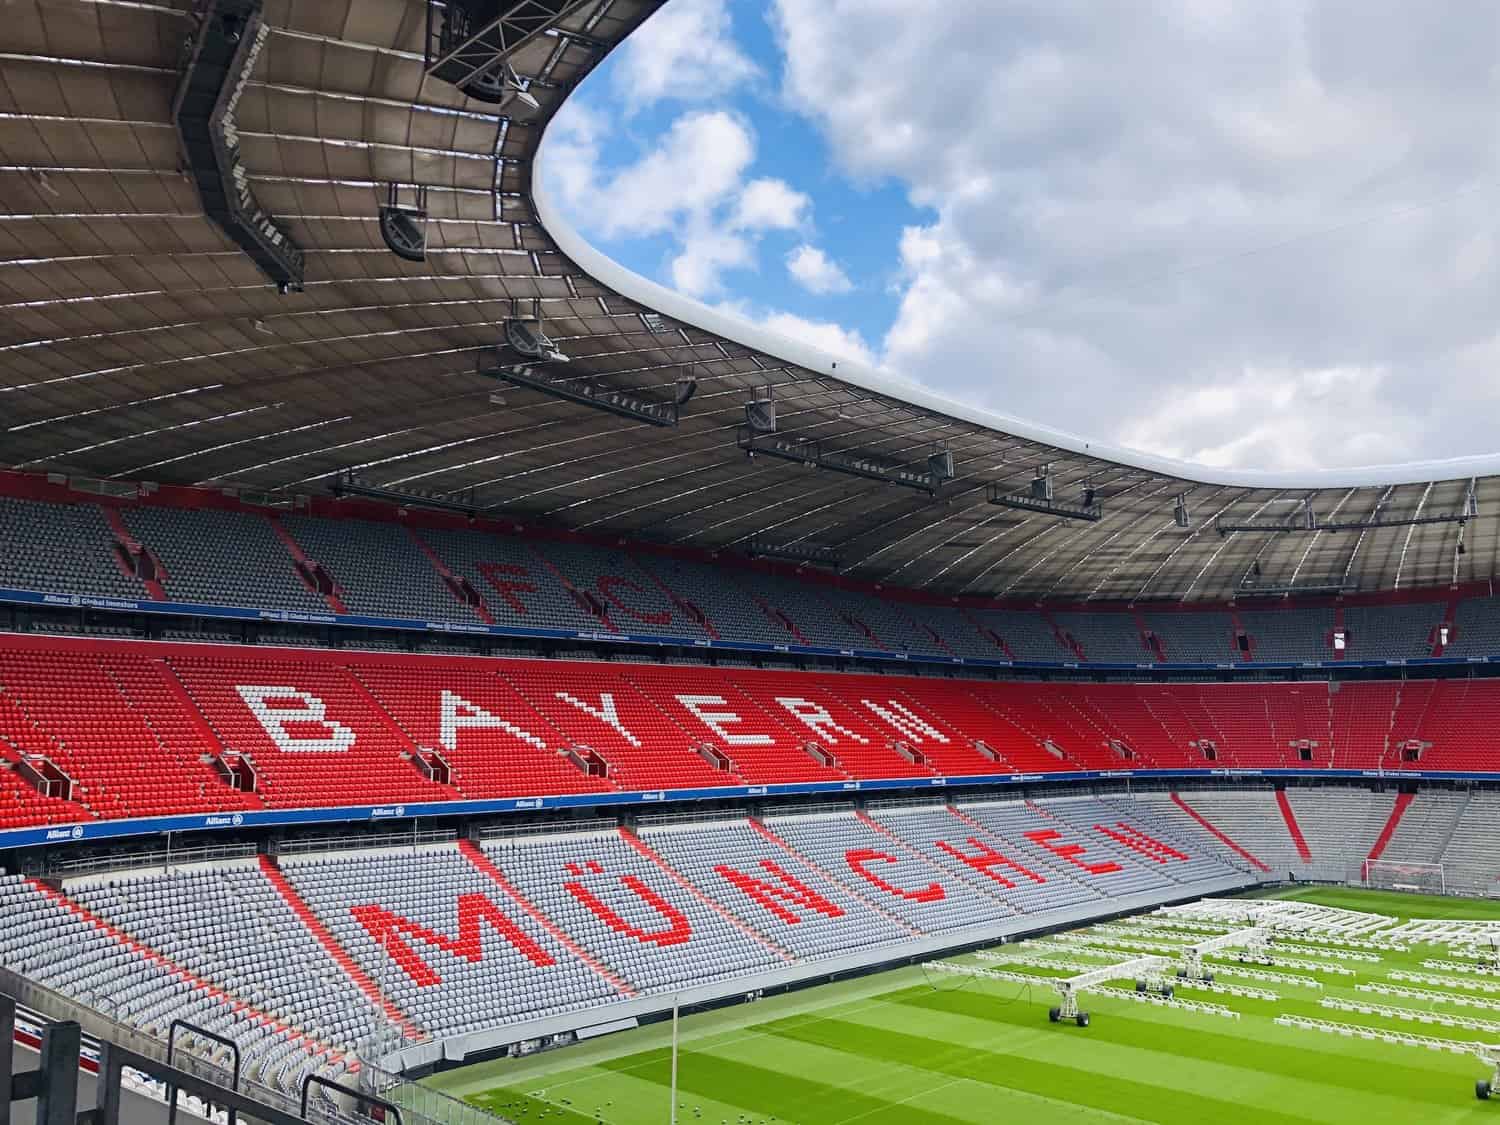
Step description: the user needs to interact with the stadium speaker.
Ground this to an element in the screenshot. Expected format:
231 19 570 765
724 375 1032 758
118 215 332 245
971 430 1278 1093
928 449 955 482
675 378 698 407
458 61 541 110
1174 493 1190 527
745 399 777 434
505 318 568 363
379 207 427 262
1030 471 1053 501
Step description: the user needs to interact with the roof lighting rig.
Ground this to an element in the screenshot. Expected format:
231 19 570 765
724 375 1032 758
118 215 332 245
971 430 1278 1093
747 538 841 569
1216 482 1478 536
477 303 687 426
330 471 480 516
738 428 949 494
986 465 1104 521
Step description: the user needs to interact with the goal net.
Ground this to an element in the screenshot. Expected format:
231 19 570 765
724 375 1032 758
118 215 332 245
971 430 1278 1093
1362 859 1446 895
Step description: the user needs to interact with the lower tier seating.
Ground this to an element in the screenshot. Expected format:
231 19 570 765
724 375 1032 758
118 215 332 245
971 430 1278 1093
0 792 1241 1091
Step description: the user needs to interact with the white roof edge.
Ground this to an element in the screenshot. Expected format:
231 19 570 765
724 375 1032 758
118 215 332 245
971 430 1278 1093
533 126 1498 493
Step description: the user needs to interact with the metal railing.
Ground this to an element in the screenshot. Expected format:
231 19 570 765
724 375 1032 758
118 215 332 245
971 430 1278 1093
32 841 258 878
272 827 457 855
363 1061 517 1125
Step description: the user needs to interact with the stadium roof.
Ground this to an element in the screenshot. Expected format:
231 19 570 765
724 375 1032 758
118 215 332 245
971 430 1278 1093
2 0 1497 602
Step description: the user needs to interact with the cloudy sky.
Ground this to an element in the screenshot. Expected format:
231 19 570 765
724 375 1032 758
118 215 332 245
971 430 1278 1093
546 0 1500 473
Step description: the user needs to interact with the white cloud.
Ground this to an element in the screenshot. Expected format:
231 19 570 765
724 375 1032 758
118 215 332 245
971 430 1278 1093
773 0 1500 470
762 311 877 366
671 222 754 297
717 300 879 367
785 244 854 294
596 111 755 238
733 178 810 231
615 0 757 108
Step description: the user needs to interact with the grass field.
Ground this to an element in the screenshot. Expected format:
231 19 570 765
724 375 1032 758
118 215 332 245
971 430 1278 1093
426 887 1500 1124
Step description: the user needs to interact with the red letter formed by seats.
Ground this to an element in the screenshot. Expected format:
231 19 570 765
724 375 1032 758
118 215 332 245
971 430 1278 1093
595 576 671 626
844 848 945 902
713 860 844 925
1023 829 1122 875
351 893 553 987
564 873 692 947
934 837 1046 889
477 562 536 614
1094 822 1189 864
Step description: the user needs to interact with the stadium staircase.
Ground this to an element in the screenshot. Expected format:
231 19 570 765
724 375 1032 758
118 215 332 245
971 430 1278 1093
1167 792 1270 872
265 515 347 613
1274 790 1313 863
257 854 421 1037
1365 790 1416 864
100 506 166 600
408 528 495 623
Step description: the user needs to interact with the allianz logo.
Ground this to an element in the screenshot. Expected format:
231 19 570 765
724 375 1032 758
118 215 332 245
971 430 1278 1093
640 791 666 801
370 805 406 818
203 813 246 828
513 798 543 809
45 826 85 842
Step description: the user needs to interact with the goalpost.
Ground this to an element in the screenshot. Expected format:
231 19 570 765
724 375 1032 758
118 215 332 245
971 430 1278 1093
1362 858 1446 895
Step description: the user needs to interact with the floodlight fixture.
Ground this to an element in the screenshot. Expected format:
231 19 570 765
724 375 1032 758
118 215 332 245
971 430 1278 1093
379 183 429 262
674 377 698 407
745 386 777 434
1216 489 1481 537
1030 465 1053 502
1173 493 1190 528
504 317 568 364
928 447 955 482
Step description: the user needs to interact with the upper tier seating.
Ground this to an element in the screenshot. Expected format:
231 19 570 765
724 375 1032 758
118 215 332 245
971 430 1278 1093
0 498 142 599
1 494 1499 665
282 515 471 622
123 508 325 612
1140 611 1236 663
1342 603 1444 661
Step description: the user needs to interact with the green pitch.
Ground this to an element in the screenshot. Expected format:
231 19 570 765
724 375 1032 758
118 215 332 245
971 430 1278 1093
426 887 1500 1124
